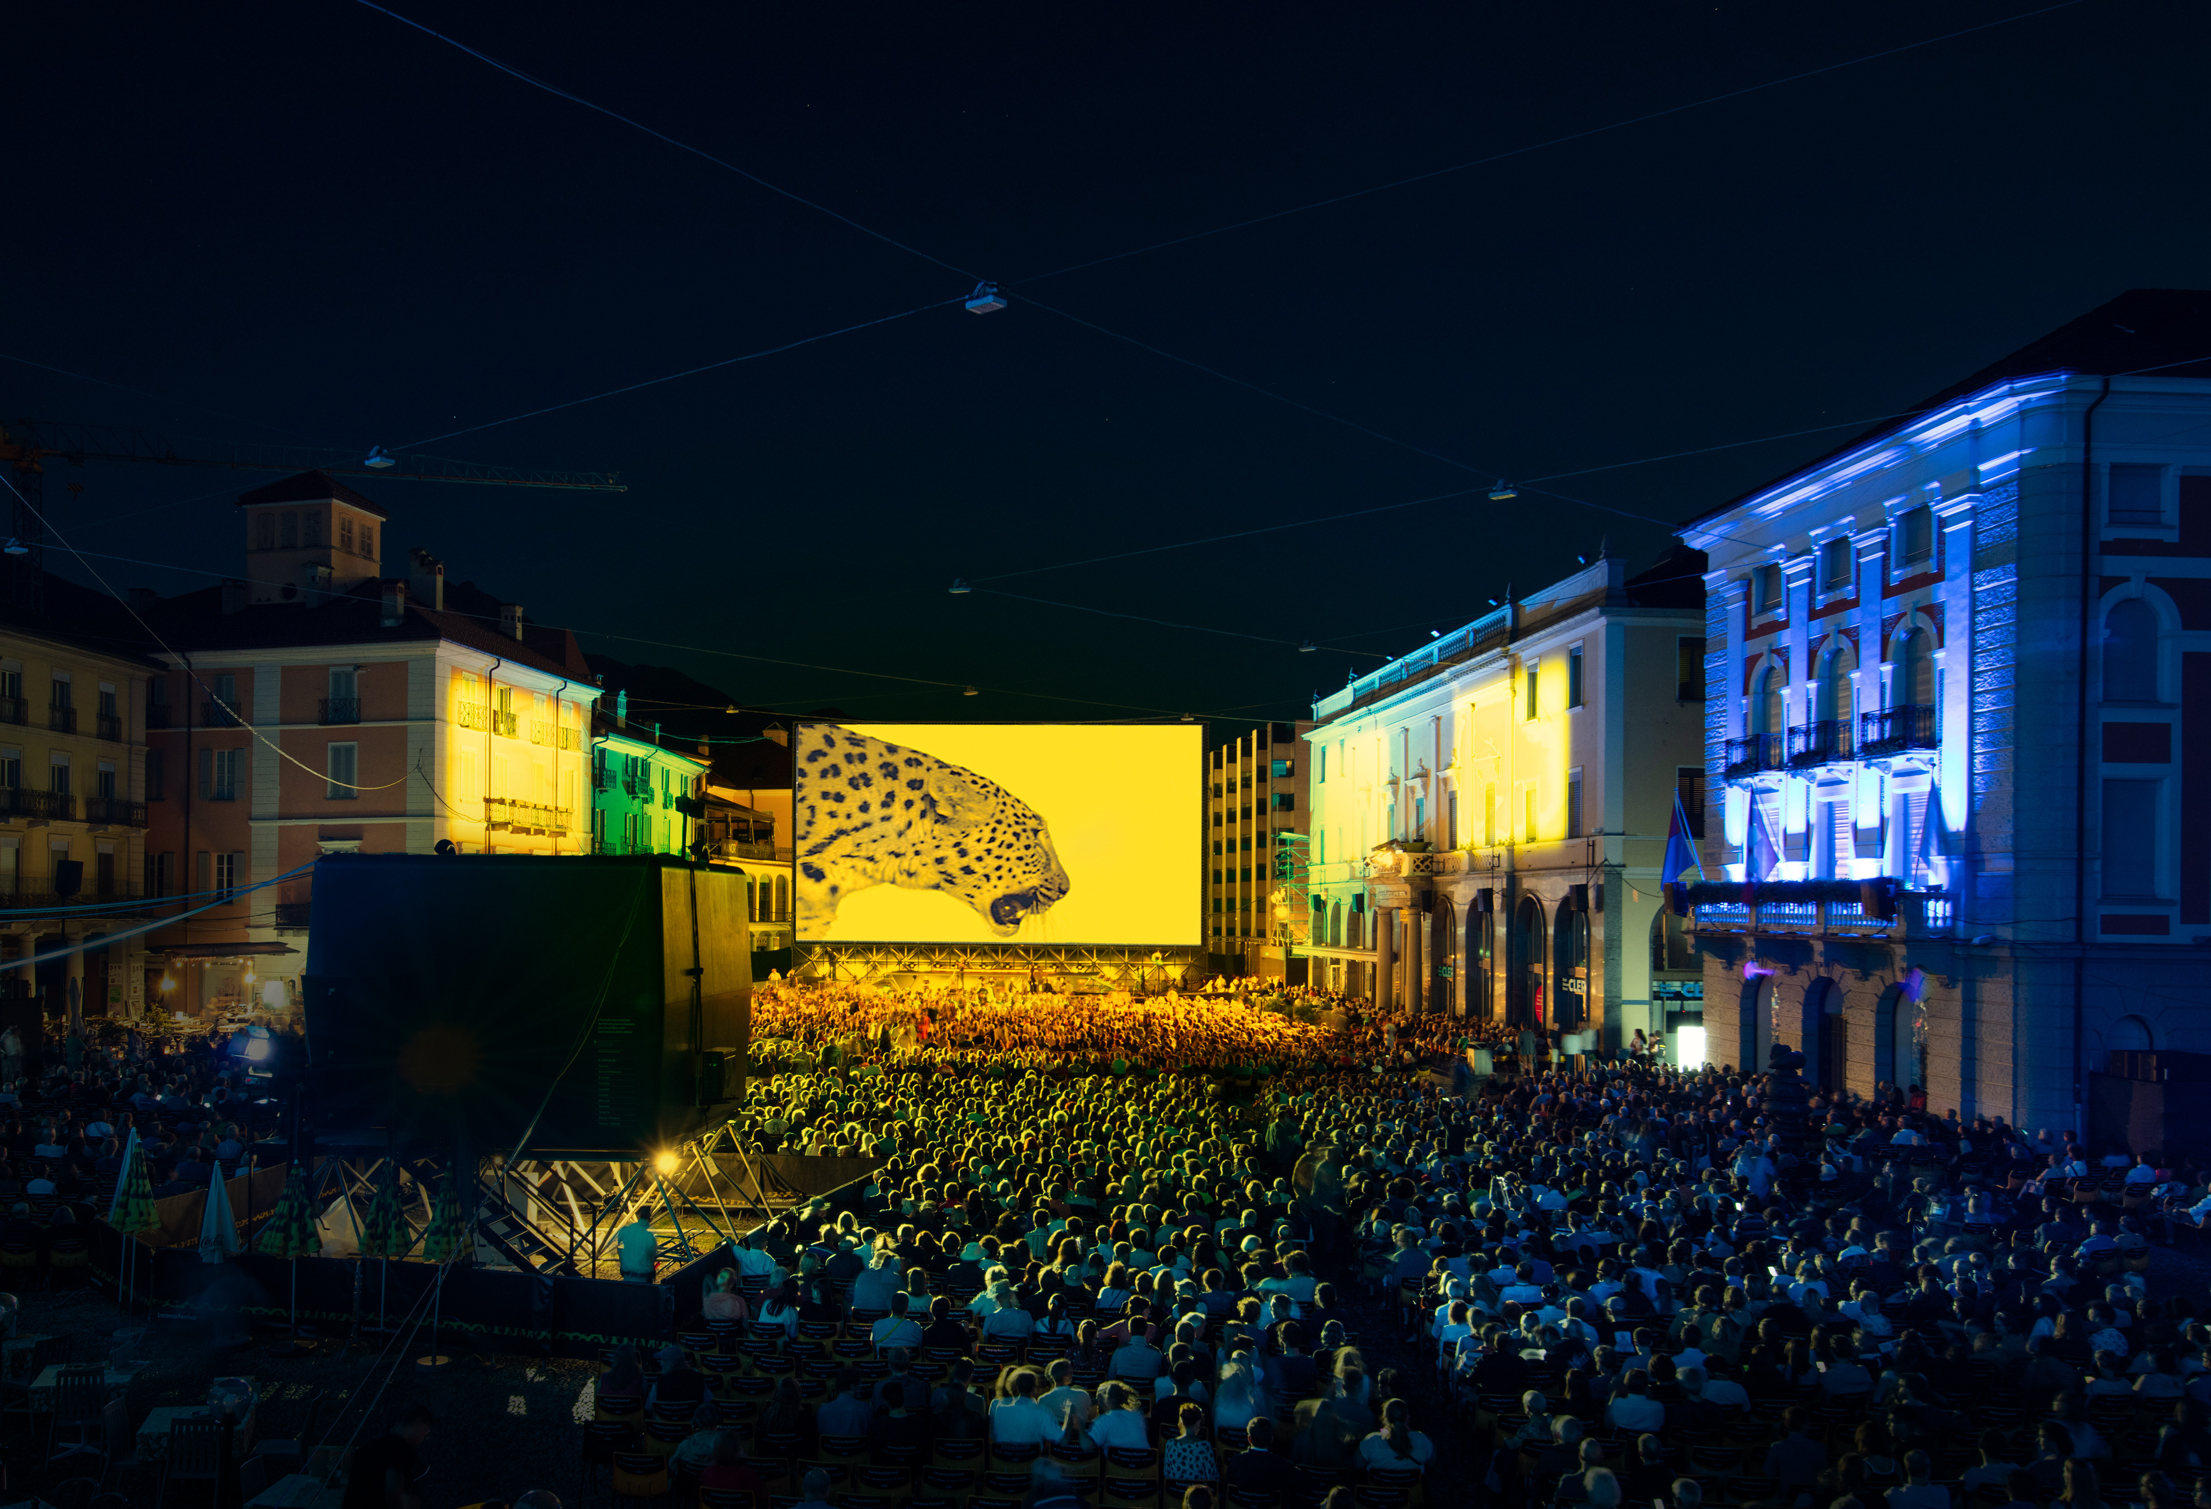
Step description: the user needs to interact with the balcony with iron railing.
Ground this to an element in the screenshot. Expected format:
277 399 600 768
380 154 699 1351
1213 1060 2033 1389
1860 704 1939 757
46 705 75 734
95 713 123 741
0 698 24 728
483 797 572 835
273 901 313 931
492 710 520 738
1786 719 1853 767
558 725 581 751
0 881 146 906
711 840 794 863
319 697 360 725
0 789 74 821
527 719 554 747
200 699 241 728
455 701 490 731
1723 733 1782 780
83 796 148 828
1688 884 1954 939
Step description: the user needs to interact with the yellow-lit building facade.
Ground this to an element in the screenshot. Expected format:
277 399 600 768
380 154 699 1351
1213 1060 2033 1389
143 471 598 1018
0 617 159 1021
1300 552 1706 1050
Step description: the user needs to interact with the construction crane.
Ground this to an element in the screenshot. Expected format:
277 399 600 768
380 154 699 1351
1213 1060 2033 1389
0 418 626 613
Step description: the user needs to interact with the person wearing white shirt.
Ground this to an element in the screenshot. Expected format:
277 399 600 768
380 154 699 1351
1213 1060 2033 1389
1087 1382 1151 1450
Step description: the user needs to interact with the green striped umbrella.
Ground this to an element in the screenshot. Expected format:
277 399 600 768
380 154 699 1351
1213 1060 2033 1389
254 1165 318 1259
421 1169 468 1265
358 1166 411 1259
108 1130 157 1315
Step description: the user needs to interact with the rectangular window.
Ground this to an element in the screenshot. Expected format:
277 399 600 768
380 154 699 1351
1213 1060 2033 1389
1269 791 1295 812
1447 790 1458 850
361 524 375 559
2108 464 2164 527
1318 747 1326 784
214 852 242 904
1755 564 1784 616
98 684 117 718
1677 767 1706 840
340 516 355 552
327 742 359 799
0 748 15 789
303 511 322 547
330 666 358 702
280 512 298 548
1524 662 1540 720
96 761 115 799
150 852 175 899
1270 758 1293 779
1678 637 1706 703
1524 786 1538 844
49 757 69 796
1898 506 1934 567
48 675 71 710
199 747 242 800
2102 779 2159 898
1414 795 1425 837
1567 645 1585 709
1567 767 1584 839
213 672 238 716
1819 537 1854 593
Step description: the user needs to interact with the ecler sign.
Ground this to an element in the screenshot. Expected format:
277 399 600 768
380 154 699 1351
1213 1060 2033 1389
1368 881 1413 909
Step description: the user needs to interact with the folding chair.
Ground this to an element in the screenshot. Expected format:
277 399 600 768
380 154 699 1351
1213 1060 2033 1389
47 1366 110 1463
157 1417 229 1509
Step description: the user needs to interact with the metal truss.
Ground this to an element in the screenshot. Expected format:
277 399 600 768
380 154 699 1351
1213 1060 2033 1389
791 941 1205 989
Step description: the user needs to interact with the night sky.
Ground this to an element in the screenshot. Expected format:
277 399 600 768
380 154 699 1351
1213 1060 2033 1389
10 0 2210 727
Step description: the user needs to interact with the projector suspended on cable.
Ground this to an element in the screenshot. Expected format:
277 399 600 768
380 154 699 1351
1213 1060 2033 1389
965 281 1007 314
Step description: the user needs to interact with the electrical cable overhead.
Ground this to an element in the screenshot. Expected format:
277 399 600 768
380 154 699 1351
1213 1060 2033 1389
393 295 967 450
42 544 1261 720
351 0 983 283
970 588 1395 658
1007 0 2093 287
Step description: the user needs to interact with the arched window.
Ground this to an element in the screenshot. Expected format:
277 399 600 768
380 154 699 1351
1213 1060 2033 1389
2104 599 2160 702
1892 629 1934 707
773 875 789 921
2109 1014 2154 1054
744 874 757 922
1817 645 1856 727
1753 664 1785 735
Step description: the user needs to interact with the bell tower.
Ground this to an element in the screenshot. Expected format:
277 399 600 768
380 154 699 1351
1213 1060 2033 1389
236 470 388 606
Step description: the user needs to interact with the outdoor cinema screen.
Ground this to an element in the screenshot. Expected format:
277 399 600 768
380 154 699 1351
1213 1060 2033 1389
792 721 1201 945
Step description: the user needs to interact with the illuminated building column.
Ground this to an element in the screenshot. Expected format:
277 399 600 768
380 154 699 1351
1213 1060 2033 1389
1405 907 1423 1013
1375 908 1394 1008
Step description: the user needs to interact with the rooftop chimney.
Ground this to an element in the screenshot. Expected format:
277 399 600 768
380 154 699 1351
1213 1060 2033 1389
381 580 407 627
407 547 445 611
499 603 524 642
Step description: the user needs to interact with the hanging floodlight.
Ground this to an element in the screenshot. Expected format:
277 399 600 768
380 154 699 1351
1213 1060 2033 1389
364 446 397 470
1487 480 1518 501
1 539 27 557
962 685 979 697
964 282 1007 314
1298 641 1317 653
948 579 972 594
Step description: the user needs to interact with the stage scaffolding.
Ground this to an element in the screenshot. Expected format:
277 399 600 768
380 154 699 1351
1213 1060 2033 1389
791 942 1203 990
311 1120 813 1282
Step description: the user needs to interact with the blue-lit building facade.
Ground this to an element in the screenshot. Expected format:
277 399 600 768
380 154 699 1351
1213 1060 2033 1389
1678 291 2211 1139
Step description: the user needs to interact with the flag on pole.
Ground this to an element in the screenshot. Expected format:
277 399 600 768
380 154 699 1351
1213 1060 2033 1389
1747 797 1781 883
1663 791 1705 886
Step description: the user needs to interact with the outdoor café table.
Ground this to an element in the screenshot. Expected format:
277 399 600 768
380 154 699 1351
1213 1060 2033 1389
26 1363 132 1409
246 1473 335 1509
2 1334 54 1377
137 1400 257 1460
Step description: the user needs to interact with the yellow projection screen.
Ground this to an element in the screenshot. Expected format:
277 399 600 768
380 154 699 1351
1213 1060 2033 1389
792 722 1201 944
